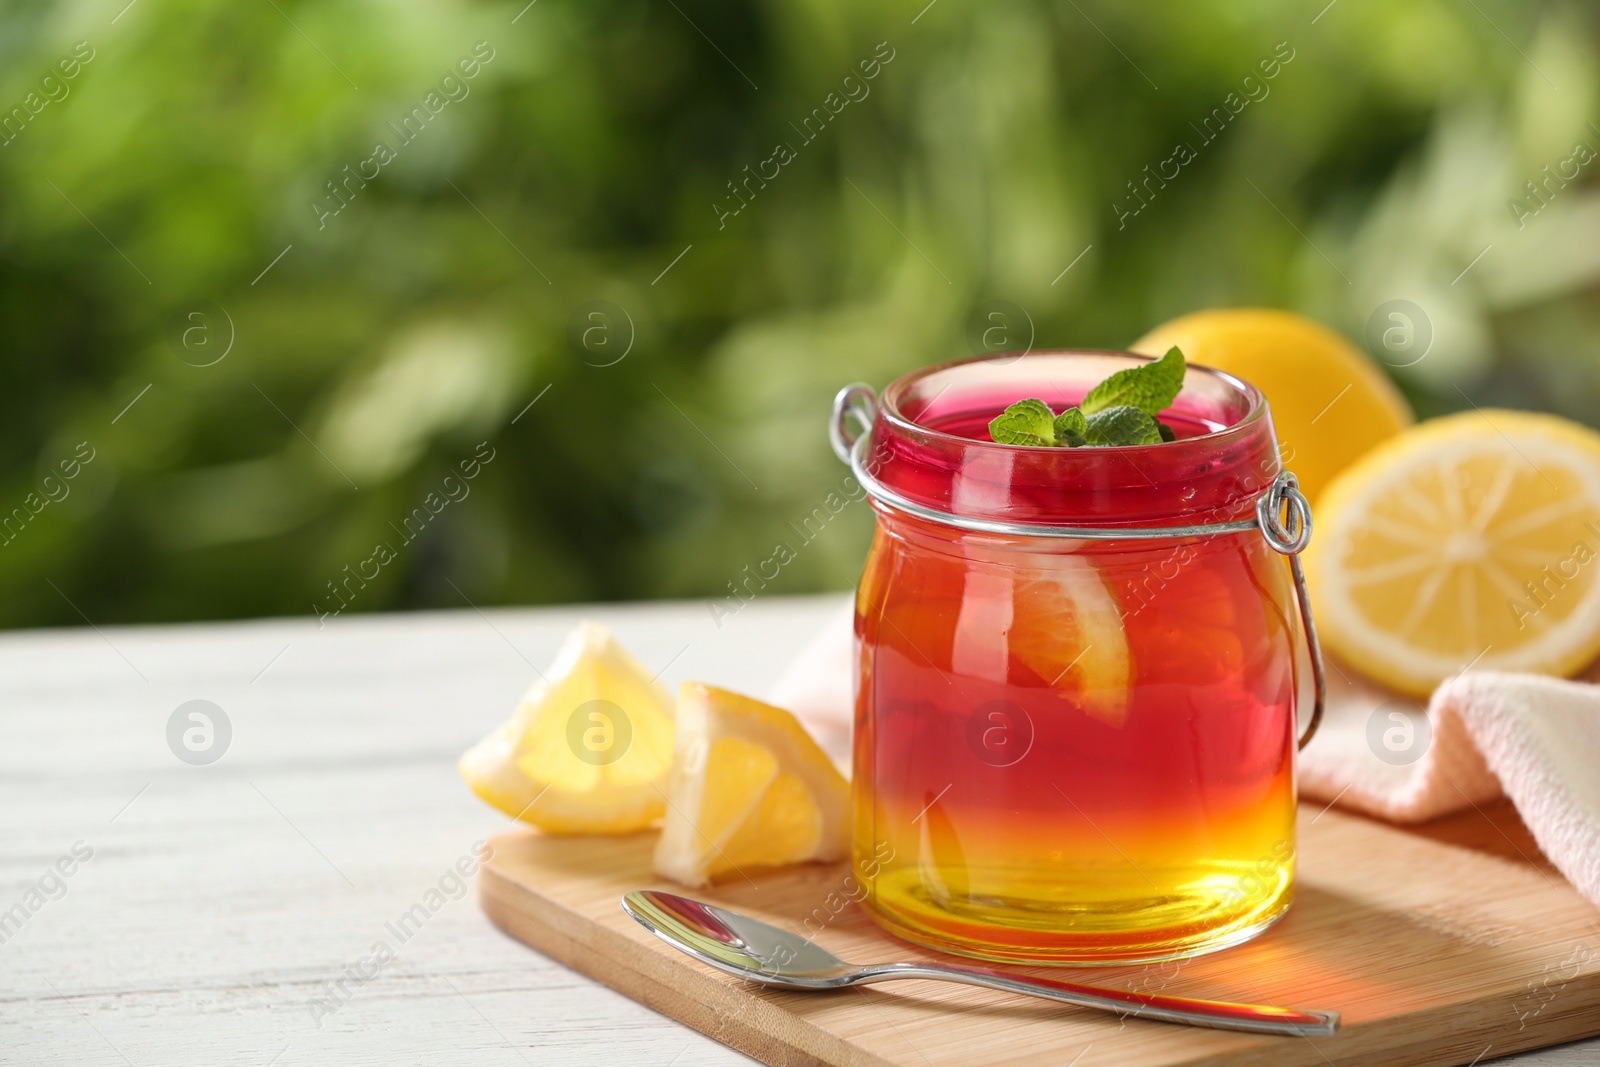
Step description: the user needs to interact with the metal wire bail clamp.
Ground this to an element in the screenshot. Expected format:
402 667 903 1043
831 382 1325 750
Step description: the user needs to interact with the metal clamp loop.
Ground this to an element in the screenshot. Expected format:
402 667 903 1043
831 389 1324 751
830 384 878 465
1257 471 1313 555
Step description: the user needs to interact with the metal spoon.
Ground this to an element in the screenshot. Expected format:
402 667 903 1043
621 889 1339 1037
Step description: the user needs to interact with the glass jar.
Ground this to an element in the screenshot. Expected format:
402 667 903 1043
831 350 1323 965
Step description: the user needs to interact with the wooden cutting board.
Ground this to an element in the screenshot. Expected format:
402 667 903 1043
478 801 1600 1067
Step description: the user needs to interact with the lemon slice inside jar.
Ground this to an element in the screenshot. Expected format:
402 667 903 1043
954 550 1132 726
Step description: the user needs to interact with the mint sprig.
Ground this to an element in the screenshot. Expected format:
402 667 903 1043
987 348 1185 448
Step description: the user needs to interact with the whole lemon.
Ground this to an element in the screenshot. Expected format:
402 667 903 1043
1132 308 1413 504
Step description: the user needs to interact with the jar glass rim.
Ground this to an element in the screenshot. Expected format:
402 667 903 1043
877 348 1268 454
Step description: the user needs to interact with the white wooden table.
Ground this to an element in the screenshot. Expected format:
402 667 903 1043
2 595 1595 1066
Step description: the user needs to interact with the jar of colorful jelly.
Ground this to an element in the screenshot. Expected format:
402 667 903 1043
831 350 1323 965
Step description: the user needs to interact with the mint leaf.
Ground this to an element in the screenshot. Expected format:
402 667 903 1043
1157 420 1177 443
1084 405 1162 446
988 398 1056 446
1080 346 1185 416
1052 407 1088 447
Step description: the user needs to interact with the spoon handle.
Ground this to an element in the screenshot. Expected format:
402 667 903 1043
853 961 1339 1037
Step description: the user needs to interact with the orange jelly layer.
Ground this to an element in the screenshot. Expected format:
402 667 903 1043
852 516 1299 964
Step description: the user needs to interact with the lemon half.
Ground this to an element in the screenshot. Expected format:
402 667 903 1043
1134 308 1413 503
1307 410 1600 696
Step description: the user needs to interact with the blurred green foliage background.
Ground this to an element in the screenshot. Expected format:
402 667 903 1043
2 0 1598 628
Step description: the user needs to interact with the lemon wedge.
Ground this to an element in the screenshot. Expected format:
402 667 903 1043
653 683 849 888
1307 410 1600 696
458 621 675 834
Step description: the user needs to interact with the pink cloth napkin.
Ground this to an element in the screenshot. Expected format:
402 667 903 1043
768 605 1600 910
